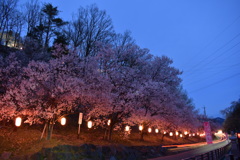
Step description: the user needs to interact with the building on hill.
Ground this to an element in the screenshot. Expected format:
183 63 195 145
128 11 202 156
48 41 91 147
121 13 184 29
0 31 23 49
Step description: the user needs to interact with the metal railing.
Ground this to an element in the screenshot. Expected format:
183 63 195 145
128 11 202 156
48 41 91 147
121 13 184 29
182 142 231 160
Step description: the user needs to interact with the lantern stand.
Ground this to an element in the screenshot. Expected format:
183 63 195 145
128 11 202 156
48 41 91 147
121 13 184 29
139 125 144 141
104 119 111 140
161 131 167 142
77 113 83 139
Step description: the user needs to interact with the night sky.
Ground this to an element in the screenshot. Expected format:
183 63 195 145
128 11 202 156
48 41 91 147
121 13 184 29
20 0 240 118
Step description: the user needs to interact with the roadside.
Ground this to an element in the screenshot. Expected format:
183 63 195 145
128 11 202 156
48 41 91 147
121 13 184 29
163 138 226 155
149 139 229 160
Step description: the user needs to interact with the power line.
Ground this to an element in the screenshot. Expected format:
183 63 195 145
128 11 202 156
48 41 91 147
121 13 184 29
198 40 240 69
184 40 240 77
185 32 240 75
184 62 240 86
213 49 240 66
183 60 240 74
182 15 240 70
189 72 240 93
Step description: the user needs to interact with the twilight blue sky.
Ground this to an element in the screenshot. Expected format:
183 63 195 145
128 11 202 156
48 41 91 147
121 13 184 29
20 0 240 118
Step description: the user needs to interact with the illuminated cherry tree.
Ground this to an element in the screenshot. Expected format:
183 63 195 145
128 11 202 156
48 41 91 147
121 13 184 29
0 43 201 141
0 52 24 121
1 46 110 139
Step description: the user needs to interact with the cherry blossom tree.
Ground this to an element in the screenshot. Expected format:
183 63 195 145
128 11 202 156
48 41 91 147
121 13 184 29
84 43 153 140
1 45 111 139
0 43 201 141
0 52 24 122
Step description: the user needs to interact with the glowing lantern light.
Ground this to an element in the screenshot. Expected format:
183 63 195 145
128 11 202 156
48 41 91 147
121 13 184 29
184 131 188 135
15 117 22 127
169 132 173 136
139 125 143 131
218 130 223 134
87 121 93 128
155 129 159 133
193 133 195 136
107 119 111 126
197 133 199 135
163 131 167 134
200 133 205 137
176 131 179 136
180 134 183 138
61 117 66 125
237 133 240 138
189 134 192 137
148 128 152 133
125 125 130 131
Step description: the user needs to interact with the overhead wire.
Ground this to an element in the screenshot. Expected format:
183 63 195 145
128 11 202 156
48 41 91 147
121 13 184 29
178 15 240 93
182 15 240 71
184 62 240 86
189 72 240 93
184 39 240 78
195 40 240 70
213 49 240 66
184 32 240 75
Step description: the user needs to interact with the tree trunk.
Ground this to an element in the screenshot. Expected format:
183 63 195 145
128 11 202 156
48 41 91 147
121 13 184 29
107 125 113 141
161 134 165 142
46 119 54 140
0 21 7 43
104 128 108 140
40 122 47 140
140 131 144 141
2 119 6 126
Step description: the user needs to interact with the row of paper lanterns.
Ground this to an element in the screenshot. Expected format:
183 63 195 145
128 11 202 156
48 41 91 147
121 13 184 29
15 117 68 126
15 117 204 137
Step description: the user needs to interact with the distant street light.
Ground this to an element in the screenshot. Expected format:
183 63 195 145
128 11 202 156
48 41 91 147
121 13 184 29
15 117 22 127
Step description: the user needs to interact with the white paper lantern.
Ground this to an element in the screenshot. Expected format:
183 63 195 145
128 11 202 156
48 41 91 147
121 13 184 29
15 117 22 127
61 117 66 125
125 125 130 131
88 121 93 128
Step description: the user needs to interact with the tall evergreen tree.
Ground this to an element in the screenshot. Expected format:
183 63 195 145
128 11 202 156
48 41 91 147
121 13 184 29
221 99 240 132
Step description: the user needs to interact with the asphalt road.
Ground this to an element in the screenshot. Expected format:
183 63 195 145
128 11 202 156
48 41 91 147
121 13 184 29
149 140 229 160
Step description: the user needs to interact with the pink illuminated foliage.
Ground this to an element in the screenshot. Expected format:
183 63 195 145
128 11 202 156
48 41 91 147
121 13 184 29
0 43 200 141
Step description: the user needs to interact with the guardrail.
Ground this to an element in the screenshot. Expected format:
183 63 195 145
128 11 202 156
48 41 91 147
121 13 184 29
182 142 231 160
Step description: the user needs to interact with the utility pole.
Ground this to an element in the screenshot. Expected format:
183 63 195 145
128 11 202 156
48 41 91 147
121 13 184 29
203 106 207 121
203 106 207 117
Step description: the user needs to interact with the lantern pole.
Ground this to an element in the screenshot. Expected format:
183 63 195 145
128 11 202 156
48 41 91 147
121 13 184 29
77 113 83 139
